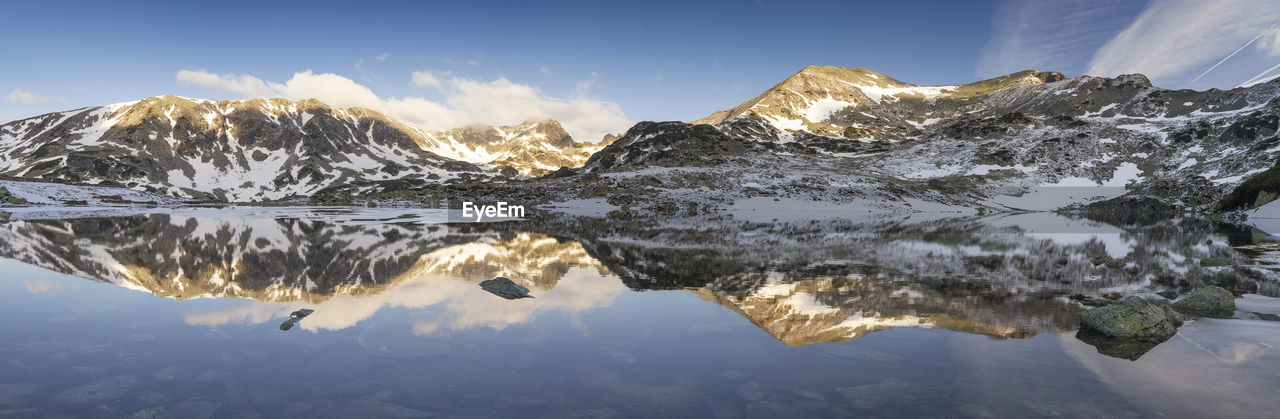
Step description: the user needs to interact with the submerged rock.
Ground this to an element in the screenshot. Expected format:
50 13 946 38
51 374 139 404
1172 286 1236 318
479 277 534 299
0 383 40 406
735 381 767 401
172 400 222 419
1156 291 1178 300
1079 297 1178 341
835 378 927 409
127 407 171 419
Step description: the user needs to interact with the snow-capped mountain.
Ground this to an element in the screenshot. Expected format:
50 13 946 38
425 119 614 177
569 66 1280 214
0 96 611 203
0 95 491 202
694 66 1066 141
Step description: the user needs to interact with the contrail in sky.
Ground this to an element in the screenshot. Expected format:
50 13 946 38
1191 24 1277 84
1238 62 1280 88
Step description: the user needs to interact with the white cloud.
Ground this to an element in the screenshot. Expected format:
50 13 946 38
1257 27 1280 57
177 69 630 142
175 70 273 97
6 89 55 103
977 0 1145 77
410 70 443 88
1086 0 1280 84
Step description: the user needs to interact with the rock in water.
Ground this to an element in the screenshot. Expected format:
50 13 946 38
479 277 534 299
281 308 315 330
1172 285 1236 318
1079 297 1179 341
1077 297 1182 360
1156 291 1178 300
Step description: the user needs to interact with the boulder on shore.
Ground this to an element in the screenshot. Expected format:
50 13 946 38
0 186 28 205
1171 285 1236 318
1079 297 1179 341
1077 296 1182 360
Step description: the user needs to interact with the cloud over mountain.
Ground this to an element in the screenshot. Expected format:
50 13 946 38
1086 0 1280 85
177 69 631 142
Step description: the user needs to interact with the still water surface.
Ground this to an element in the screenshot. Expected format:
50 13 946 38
0 209 1278 418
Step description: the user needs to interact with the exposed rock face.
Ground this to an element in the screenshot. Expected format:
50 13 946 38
558 65 1280 213
1079 297 1179 340
580 121 754 173
1172 285 1237 317
428 119 614 177
694 66 1068 142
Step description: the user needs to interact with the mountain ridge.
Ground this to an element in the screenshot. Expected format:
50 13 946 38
5 66 1280 215
504 66 1280 217
0 95 610 202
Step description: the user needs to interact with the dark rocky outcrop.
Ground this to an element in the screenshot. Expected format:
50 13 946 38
479 277 534 300
0 186 28 205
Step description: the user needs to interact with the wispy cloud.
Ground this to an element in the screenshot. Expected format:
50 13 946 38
1190 24 1276 83
977 0 1145 77
6 88 57 103
176 69 631 142
410 70 446 88
1086 0 1280 85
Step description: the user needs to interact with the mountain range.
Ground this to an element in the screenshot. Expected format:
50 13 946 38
558 66 1280 216
3 65 1280 215
0 96 607 202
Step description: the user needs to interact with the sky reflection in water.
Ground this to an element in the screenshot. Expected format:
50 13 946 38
0 210 1278 418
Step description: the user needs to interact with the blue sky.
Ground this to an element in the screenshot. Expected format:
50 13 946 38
3 0 1280 141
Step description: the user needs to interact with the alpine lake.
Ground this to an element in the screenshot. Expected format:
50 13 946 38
0 207 1278 418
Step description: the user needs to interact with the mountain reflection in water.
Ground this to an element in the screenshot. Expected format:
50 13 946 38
0 211 1272 346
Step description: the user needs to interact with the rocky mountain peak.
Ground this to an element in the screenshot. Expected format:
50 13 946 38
511 118 574 148
424 118 608 177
